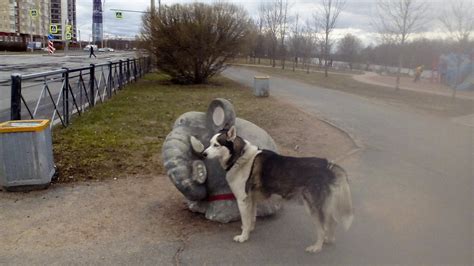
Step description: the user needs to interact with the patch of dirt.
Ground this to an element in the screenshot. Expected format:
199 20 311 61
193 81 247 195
0 98 355 257
262 98 356 158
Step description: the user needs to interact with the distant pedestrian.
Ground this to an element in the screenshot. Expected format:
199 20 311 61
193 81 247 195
413 65 424 82
89 46 96 58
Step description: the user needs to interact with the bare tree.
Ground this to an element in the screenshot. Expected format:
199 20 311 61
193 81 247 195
439 0 474 53
301 21 318 74
278 0 290 69
439 0 473 98
289 13 301 71
255 7 266 64
374 0 428 90
260 3 278 67
260 0 290 68
337 33 362 70
314 0 346 77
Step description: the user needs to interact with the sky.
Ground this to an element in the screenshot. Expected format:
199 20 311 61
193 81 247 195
76 0 458 45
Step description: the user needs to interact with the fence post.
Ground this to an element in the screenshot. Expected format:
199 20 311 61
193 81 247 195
108 61 113 97
90 64 95 106
10 74 22 120
138 58 142 77
133 59 137 81
119 60 123 89
62 68 70 126
127 58 131 83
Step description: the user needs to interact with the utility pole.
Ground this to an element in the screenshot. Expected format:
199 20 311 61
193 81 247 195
29 11 33 52
61 0 68 55
78 30 81 49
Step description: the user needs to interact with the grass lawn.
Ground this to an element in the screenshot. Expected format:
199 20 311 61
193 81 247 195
238 65 474 117
231 57 364 75
53 72 352 183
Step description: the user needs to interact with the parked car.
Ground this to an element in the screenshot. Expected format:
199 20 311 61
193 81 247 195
83 44 98 51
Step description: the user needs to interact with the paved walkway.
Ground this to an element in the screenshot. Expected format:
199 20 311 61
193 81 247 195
216 67 472 264
354 71 474 100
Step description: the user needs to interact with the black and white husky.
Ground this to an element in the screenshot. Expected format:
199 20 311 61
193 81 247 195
203 126 353 253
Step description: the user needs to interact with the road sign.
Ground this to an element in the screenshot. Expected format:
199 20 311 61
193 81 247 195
65 25 72 33
49 24 58 34
65 32 72 40
47 34 54 40
115 11 123 19
30 9 38 17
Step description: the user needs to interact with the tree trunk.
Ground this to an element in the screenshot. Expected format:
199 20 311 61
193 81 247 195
395 53 402 90
324 32 329 78
324 59 329 77
258 57 261 64
281 49 286 69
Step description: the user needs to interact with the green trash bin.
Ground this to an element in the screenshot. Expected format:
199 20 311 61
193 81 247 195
0 120 55 191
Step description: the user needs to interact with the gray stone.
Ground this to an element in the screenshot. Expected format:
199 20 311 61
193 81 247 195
162 98 281 223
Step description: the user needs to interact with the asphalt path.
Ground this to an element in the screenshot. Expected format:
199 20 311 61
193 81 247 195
176 67 473 265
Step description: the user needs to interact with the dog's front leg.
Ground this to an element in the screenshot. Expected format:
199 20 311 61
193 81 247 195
234 198 252 243
249 193 257 231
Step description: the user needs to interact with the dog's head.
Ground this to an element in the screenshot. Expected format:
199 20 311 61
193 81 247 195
203 125 246 170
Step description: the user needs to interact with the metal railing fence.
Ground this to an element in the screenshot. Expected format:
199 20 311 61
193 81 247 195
10 57 151 127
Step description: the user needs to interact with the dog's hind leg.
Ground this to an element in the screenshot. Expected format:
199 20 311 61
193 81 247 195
234 198 253 243
302 193 325 253
324 216 336 244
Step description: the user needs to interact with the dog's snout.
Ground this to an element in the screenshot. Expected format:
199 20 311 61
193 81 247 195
202 152 208 158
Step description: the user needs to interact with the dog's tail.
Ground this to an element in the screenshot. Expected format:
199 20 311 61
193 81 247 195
328 163 354 231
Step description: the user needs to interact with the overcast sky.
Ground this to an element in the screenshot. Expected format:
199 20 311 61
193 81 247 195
76 0 455 45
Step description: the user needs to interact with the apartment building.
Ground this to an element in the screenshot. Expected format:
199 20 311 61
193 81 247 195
50 0 77 40
0 0 76 49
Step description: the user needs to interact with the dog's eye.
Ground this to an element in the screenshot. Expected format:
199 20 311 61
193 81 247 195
213 144 219 147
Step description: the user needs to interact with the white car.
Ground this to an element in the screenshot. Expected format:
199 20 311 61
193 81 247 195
83 45 98 51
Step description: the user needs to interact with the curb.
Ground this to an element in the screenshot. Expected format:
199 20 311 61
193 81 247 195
292 105 364 163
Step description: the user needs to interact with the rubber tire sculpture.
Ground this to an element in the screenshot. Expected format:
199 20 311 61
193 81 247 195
162 98 281 223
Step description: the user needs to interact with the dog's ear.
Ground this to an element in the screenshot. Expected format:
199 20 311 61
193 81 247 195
226 125 237 141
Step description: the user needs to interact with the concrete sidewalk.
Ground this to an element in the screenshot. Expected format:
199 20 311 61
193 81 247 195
353 71 474 100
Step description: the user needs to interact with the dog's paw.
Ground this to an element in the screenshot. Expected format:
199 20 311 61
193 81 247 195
324 236 335 244
305 244 322 253
233 234 249 243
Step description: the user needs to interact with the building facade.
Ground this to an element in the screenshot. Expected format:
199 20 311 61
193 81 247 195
0 0 76 50
50 0 77 40
0 0 50 45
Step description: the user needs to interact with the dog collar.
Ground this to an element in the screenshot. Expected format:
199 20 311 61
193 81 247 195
207 193 236 202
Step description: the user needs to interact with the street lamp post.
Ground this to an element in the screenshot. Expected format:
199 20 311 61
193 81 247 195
78 29 81 49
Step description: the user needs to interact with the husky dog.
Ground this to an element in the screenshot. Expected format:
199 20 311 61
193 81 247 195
202 126 353 253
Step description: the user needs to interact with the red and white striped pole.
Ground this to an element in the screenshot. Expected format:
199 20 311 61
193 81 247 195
48 40 56 54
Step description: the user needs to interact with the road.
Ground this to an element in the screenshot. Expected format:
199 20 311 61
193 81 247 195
0 51 138 122
175 67 473 264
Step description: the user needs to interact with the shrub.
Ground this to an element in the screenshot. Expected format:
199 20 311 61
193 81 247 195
141 3 252 84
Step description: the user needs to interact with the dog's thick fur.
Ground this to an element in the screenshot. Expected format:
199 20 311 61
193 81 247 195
203 126 353 253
